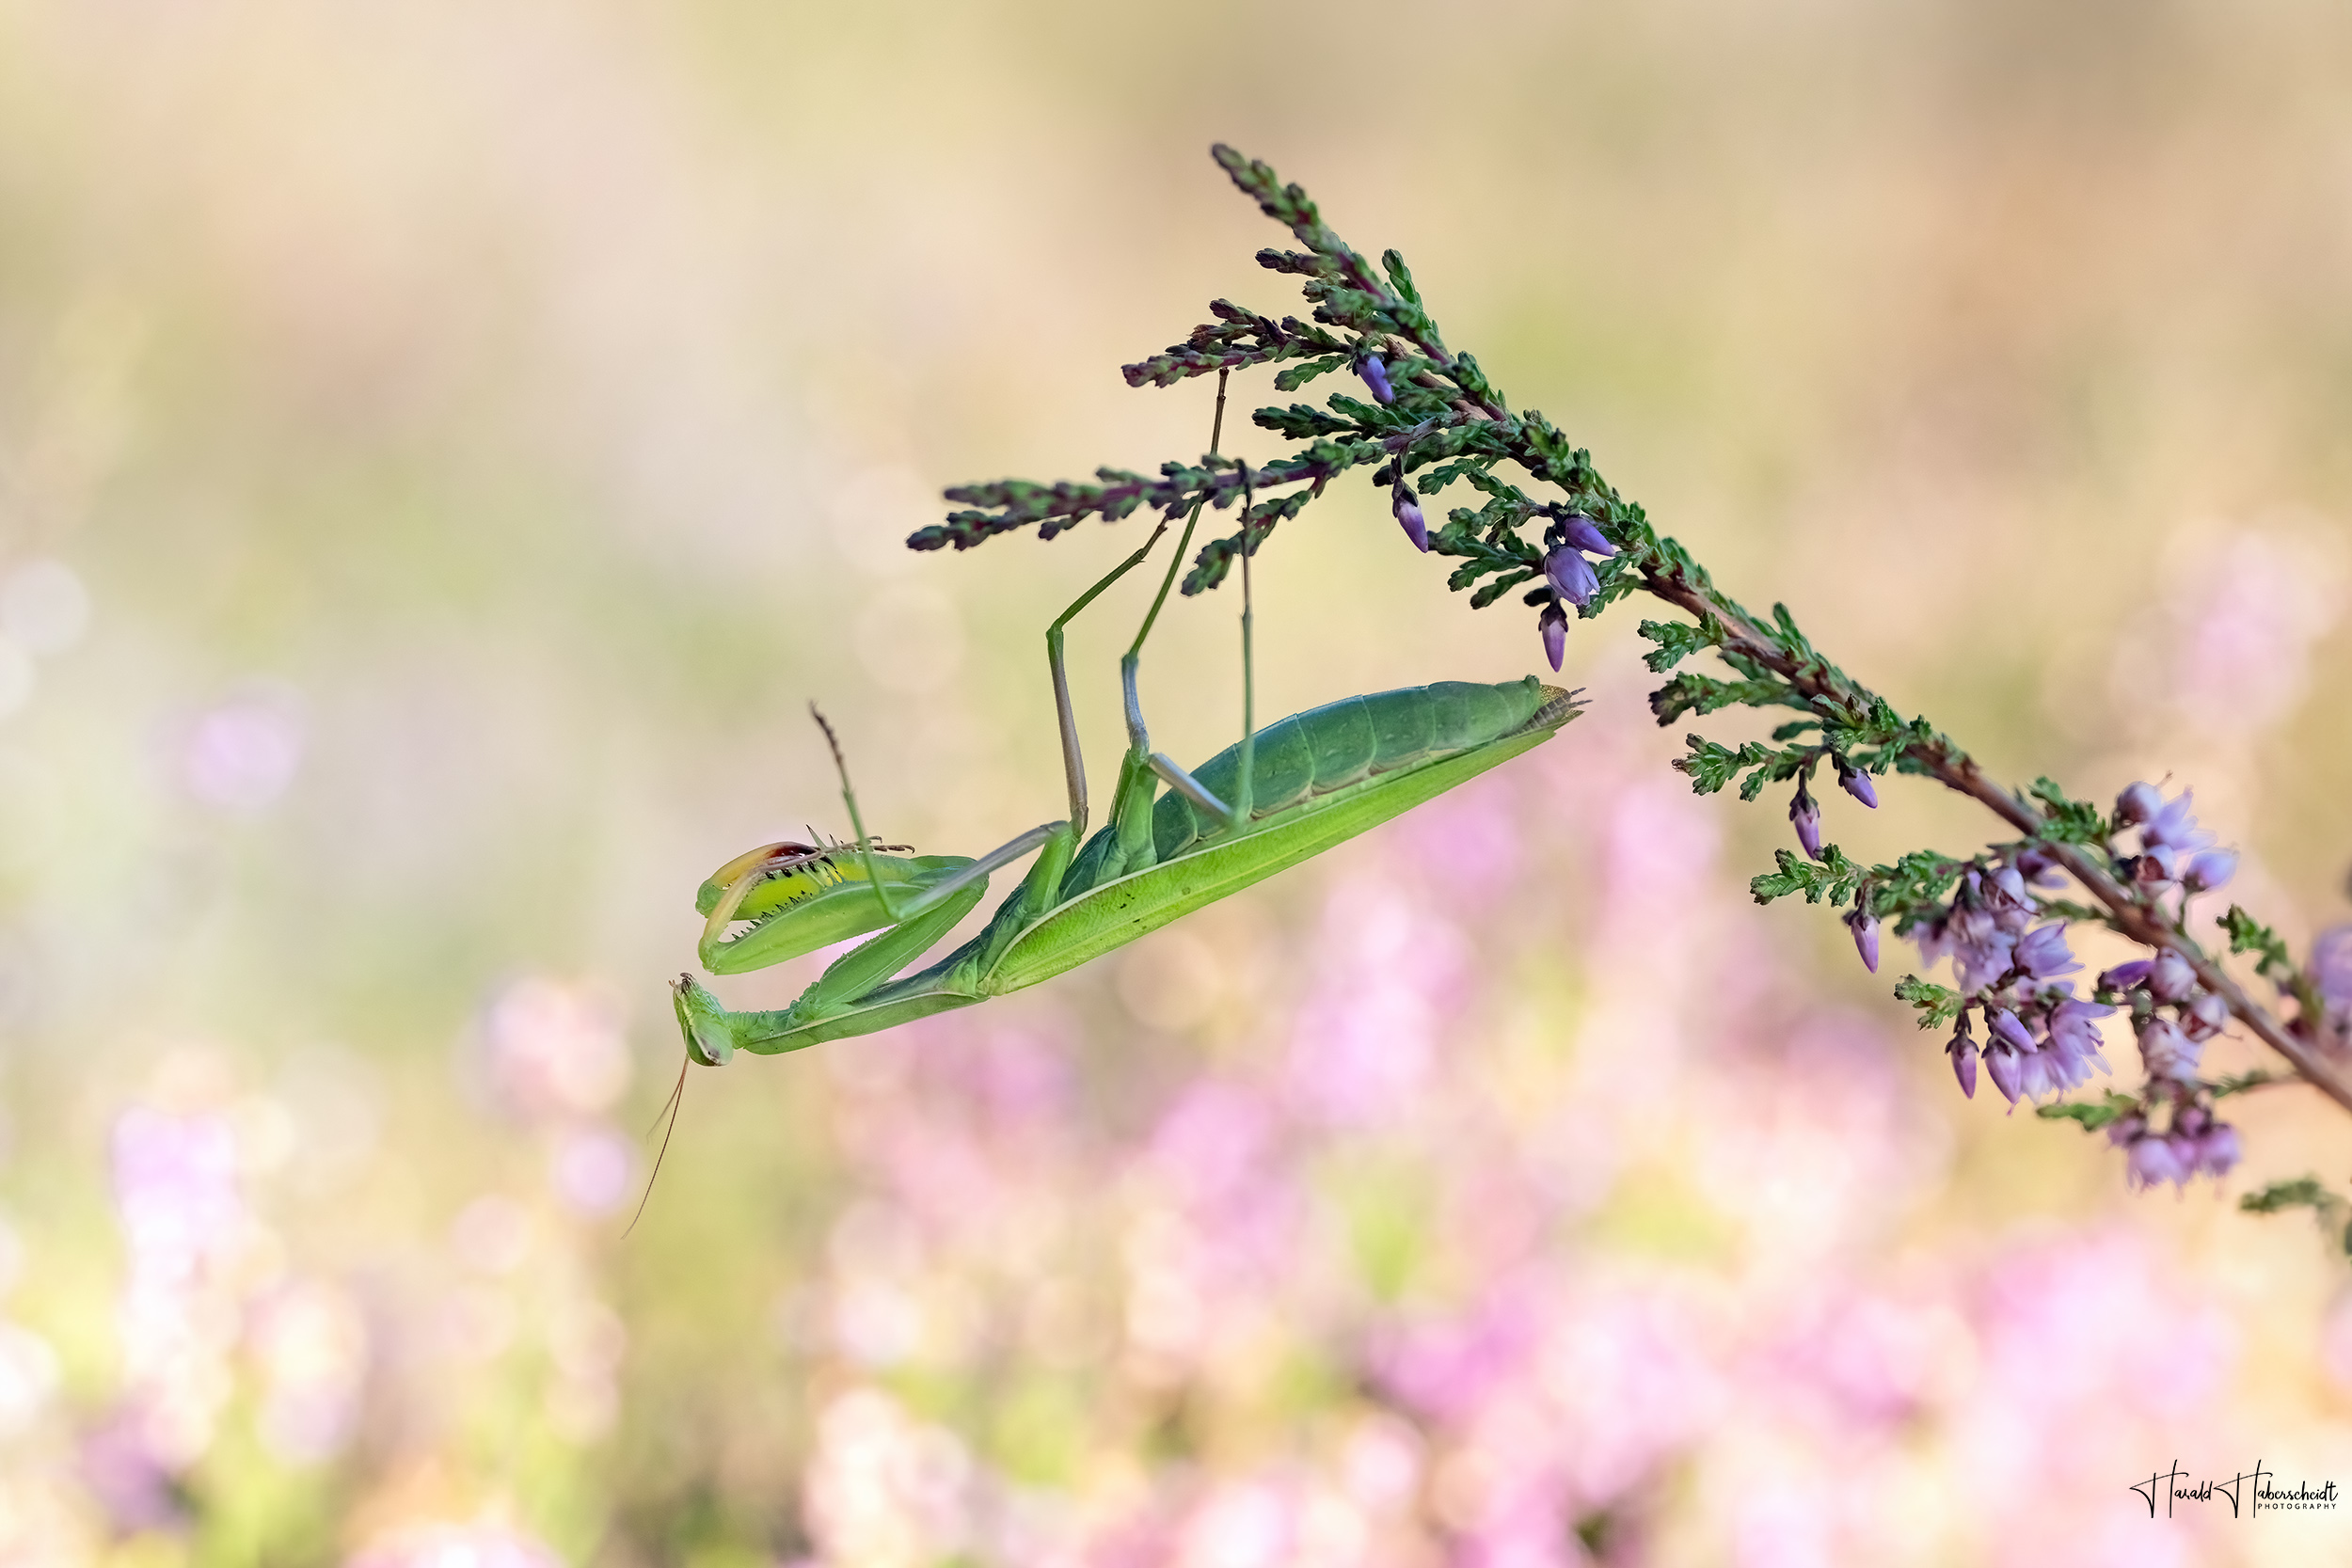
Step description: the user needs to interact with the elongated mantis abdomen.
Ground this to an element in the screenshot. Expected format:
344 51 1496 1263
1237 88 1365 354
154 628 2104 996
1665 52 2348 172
1150 677 1566 858
993 675 1577 992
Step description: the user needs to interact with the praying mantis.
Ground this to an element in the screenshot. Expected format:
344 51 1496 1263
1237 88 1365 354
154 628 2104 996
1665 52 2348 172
671 388 1584 1069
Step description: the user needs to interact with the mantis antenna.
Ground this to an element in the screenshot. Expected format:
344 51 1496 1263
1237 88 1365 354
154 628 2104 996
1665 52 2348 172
627 1048 691 1236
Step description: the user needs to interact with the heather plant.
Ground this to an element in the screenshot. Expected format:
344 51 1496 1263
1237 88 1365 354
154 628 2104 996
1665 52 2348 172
915 145 2352 1245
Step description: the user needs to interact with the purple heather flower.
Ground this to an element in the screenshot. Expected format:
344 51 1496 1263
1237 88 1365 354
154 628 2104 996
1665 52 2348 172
1847 908 1880 974
2142 789 2216 854
1947 908 2016 991
2192 1119 2241 1179
2148 950 2198 1004
1949 1028 1979 1099
2116 782 2164 826
1543 545 1598 608
2184 848 2237 893
1988 1006 2037 1054
2046 997 2114 1062
1836 758 1878 809
2314 925 2352 1006
1392 486 1428 551
2137 1015 2201 1083
2014 925 2081 980
2182 990 2230 1041
1985 1043 2025 1105
1538 603 1567 672
1984 865 2032 913
2014 1047 2072 1101
1558 514 1616 557
2025 1001 2113 1097
2098 958 2153 993
1789 781 1823 861
1360 354 1395 404
2106 1112 2148 1148
2126 1132 2191 1191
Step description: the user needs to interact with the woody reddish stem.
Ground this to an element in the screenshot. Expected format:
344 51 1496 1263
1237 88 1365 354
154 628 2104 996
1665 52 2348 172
1639 562 2352 1117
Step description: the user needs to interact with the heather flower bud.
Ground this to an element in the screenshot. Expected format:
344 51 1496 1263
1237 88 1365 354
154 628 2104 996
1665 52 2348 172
2098 958 2153 993
1836 757 1878 809
2117 782 2163 825
1950 1032 1979 1099
2106 1112 2147 1148
1789 780 1823 861
1538 603 1567 673
2015 846 2064 885
1985 1042 2024 1105
1360 354 1395 404
1846 908 1880 974
1988 1006 2037 1054
1392 486 1428 551
2184 849 2237 893
1558 514 1616 557
2182 990 2230 1041
1543 545 1598 608
2148 950 2197 1004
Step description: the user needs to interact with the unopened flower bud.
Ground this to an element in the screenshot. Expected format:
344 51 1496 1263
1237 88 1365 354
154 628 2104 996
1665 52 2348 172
1836 757 1879 809
1949 1028 1979 1099
1985 1043 2024 1105
1538 603 1567 673
2185 849 2238 893
1558 514 1616 558
2148 950 2197 1004
1392 486 1428 551
1544 545 1598 608
1989 1006 2037 1054
1847 908 1880 974
1360 354 1395 404
2015 846 2064 884
2106 1112 2148 1148
1789 780 1823 861
2098 958 2153 993
2117 782 2163 825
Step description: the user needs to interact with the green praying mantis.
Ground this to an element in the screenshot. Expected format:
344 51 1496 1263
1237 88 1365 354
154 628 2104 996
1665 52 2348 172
669 389 1585 1069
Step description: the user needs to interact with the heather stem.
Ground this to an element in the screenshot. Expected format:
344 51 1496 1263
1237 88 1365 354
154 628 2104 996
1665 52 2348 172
1635 562 2352 1116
